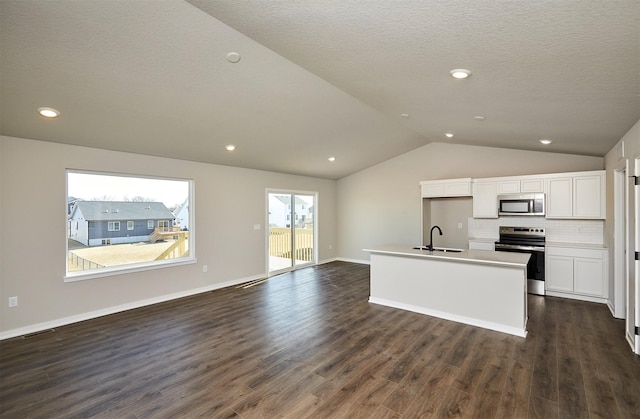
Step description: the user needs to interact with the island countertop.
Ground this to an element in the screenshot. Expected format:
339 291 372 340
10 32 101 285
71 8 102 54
363 245 530 268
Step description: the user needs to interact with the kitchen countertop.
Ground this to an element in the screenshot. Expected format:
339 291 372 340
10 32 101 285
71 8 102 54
363 245 530 268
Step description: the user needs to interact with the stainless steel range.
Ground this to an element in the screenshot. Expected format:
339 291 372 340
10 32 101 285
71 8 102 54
495 226 546 295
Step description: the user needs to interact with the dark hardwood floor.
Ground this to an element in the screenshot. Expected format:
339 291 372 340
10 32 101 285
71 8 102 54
2 261 639 418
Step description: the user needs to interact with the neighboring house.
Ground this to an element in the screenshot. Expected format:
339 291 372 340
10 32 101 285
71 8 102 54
173 198 189 231
67 196 81 215
268 195 313 228
68 201 176 246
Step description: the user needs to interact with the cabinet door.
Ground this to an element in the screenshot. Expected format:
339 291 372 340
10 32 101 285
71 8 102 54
573 258 604 296
546 255 574 292
421 179 471 197
421 183 445 197
443 181 472 197
546 177 573 218
498 180 520 194
573 175 603 218
521 179 544 193
472 182 498 218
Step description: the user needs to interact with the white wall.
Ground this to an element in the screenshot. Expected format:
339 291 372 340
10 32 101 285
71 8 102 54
0 136 337 336
337 142 604 262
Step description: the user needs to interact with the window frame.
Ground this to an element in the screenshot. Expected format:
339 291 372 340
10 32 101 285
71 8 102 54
108 221 121 231
127 220 135 230
65 169 196 282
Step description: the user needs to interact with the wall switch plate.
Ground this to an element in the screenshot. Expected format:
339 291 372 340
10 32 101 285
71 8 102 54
458 223 463 229
254 224 261 230
203 265 208 273
8 296 18 307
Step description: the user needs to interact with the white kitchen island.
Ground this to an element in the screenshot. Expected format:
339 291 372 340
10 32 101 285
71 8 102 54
364 245 531 337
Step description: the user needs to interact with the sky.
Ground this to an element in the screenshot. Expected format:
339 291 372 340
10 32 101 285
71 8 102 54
67 172 189 207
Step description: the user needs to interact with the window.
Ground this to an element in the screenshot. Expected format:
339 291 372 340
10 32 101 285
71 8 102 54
66 170 194 280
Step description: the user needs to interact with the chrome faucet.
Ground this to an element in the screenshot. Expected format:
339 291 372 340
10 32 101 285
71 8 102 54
428 225 443 251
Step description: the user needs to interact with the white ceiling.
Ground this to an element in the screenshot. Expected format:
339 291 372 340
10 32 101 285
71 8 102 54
1 1 638 180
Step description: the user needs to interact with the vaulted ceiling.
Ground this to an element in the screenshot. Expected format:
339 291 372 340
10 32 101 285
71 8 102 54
1 1 638 179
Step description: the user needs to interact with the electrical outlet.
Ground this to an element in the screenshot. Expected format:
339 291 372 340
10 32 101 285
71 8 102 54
203 265 208 273
457 223 463 229
8 296 18 307
329 244 333 250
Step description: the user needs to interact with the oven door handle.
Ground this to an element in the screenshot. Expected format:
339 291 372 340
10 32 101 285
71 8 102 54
495 244 545 252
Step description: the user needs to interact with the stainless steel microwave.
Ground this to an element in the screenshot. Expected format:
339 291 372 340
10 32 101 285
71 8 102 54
498 193 545 216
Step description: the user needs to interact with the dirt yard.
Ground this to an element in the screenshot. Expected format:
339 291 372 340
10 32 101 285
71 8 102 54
68 240 179 270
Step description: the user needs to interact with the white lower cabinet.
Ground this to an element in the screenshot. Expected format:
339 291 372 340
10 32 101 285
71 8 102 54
545 246 608 302
546 255 574 292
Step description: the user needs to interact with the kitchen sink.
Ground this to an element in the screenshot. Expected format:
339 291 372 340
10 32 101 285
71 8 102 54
412 246 463 253
433 247 463 253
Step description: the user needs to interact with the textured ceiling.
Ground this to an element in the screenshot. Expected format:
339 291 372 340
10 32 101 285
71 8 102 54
1 1 639 180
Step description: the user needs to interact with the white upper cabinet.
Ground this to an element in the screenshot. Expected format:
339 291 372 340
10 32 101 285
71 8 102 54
472 180 498 218
521 179 545 193
545 171 605 219
424 170 605 220
420 178 472 198
573 174 605 218
497 178 545 194
473 174 545 219
546 177 573 217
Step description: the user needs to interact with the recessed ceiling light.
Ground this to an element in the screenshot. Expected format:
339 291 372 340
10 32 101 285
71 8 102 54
400 113 410 118
225 144 236 151
328 157 336 162
539 139 552 145
474 116 486 121
450 69 471 79
37 107 60 118
445 133 454 138
226 52 241 63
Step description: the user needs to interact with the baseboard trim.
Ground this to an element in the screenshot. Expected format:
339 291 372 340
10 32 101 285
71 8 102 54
0 274 264 341
368 297 527 338
545 291 607 305
336 257 370 265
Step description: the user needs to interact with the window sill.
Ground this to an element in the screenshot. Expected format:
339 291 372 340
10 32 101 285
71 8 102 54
64 257 197 282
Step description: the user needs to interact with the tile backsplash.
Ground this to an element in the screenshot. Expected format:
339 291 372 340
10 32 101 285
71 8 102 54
468 216 604 245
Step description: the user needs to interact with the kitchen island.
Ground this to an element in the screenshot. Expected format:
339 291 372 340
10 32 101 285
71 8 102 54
364 245 531 337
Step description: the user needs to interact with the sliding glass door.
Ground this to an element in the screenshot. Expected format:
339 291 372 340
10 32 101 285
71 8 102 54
267 191 316 274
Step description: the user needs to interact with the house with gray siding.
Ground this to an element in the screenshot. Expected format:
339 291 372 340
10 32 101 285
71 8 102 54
68 201 175 246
